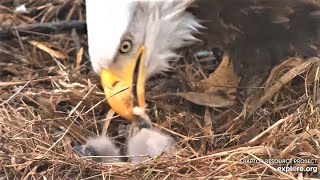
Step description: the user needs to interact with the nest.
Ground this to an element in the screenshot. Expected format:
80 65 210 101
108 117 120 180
0 0 319 179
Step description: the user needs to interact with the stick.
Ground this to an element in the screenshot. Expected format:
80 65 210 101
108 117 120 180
0 20 87 40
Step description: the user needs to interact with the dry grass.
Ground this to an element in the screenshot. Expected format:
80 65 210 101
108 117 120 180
0 0 320 179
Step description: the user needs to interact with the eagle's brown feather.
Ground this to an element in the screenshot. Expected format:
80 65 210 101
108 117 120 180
189 0 320 89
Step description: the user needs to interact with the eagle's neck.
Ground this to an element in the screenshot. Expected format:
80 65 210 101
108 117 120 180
130 0 203 77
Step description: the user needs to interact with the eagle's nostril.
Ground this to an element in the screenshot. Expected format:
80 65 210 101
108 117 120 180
111 81 120 87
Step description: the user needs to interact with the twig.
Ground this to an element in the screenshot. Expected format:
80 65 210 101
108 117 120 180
0 20 87 40
0 81 30 105
249 114 294 143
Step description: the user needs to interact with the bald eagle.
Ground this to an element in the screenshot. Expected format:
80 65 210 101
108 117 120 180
85 0 320 125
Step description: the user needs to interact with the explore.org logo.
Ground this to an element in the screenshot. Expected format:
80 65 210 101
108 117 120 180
241 158 318 174
277 166 318 173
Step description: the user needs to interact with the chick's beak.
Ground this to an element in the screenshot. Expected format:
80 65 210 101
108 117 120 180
101 46 146 121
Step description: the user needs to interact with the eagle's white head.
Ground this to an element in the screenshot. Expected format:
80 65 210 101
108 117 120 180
86 0 202 121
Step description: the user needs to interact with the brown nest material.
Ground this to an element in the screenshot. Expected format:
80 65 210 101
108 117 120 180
0 0 319 179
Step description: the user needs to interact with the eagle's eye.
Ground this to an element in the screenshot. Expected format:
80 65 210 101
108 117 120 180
119 40 132 54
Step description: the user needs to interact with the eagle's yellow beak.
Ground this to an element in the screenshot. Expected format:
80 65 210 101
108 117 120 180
100 47 146 121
